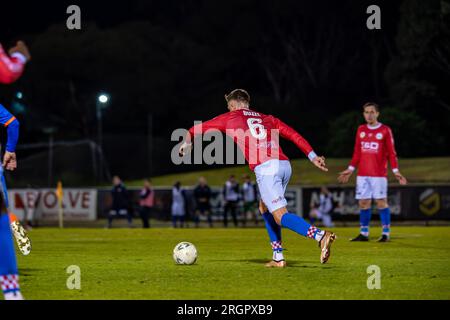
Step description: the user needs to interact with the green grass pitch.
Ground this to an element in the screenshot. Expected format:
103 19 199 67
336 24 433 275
16 226 450 300
127 157 450 186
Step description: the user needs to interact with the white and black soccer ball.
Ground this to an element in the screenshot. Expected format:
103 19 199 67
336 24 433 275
173 242 198 265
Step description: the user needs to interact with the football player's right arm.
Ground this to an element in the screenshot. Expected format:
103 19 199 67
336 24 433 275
349 128 361 171
0 42 28 84
0 104 20 170
179 114 227 156
338 128 360 183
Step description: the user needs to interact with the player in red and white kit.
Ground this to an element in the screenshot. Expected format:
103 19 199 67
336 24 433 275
179 89 336 267
0 40 31 300
0 41 29 83
338 102 407 242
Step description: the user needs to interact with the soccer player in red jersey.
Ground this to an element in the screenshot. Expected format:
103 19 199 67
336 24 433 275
0 40 31 300
179 89 336 267
0 41 29 84
338 102 407 242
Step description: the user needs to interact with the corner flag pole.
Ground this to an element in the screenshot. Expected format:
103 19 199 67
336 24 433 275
56 181 64 228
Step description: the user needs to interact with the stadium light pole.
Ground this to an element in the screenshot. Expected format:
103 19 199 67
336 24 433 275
96 93 109 183
42 127 57 187
147 112 153 177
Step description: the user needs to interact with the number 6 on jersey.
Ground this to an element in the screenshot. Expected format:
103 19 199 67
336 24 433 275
247 118 267 139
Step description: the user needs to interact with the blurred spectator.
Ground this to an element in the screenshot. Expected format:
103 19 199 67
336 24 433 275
23 185 40 229
223 175 240 227
241 174 259 226
171 181 186 228
309 186 334 228
107 176 132 228
139 179 154 228
193 177 213 228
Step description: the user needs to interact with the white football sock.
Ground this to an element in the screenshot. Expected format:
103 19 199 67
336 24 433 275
4 291 24 300
273 250 284 261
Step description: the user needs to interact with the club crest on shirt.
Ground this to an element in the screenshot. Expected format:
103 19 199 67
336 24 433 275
360 132 366 138
376 133 383 140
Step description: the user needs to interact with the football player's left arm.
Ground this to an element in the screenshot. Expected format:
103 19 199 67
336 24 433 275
0 105 20 171
386 128 407 185
273 117 328 172
339 128 361 184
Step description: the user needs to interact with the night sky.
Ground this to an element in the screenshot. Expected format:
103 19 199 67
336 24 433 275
1 0 448 185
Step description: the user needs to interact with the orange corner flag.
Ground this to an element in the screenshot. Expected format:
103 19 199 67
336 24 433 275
9 212 18 223
56 181 63 201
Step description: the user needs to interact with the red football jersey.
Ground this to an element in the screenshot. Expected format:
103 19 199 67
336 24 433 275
187 109 316 171
349 123 399 177
0 44 26 84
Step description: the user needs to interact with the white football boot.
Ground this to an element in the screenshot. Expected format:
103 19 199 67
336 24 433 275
319 231 336 264
10 221 32 256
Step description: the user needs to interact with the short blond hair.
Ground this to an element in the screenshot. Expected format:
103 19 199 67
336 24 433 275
224 89 250 104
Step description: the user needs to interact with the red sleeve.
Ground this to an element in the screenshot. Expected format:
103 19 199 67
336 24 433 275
349 127 361 169
186 113 228 142
0 45 25 84
273 116 315 159
385 127 399 171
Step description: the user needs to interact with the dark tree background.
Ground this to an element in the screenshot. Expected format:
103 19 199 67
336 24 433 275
0 0 448 185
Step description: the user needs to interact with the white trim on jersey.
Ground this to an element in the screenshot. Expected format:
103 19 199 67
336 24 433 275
11 52 27 64
307 151 317 161
367 122 382 130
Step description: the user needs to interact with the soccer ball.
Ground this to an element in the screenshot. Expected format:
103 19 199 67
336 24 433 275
173 242 198 265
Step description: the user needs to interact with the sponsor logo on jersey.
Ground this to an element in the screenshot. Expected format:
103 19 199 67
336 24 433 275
361 141 379 151
376 133 383 140
360 132 366 138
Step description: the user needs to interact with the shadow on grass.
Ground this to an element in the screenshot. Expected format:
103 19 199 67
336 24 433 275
363 235 446 250
18 268 42 276
210 258 335 269
383 240 446 251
